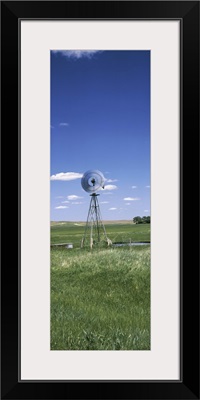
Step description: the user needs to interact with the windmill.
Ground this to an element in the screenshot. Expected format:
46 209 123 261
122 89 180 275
81 170 112 249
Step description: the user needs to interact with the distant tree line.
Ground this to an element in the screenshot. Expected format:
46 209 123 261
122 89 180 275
133 216 150 224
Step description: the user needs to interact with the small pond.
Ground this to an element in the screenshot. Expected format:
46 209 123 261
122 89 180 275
113 242 150 247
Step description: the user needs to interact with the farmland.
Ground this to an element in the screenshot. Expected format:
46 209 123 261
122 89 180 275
51 220 150 247
51 221 150 350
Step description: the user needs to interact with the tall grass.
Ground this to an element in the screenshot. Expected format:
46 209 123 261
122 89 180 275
51 246 150 350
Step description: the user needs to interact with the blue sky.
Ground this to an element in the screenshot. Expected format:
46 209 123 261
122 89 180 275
51 50 150 221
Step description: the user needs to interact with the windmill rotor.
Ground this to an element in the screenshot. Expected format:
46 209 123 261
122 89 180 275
81 169 105 194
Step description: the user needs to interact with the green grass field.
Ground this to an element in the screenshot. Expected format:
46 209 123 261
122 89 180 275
51 221 150 350
51 221 150 247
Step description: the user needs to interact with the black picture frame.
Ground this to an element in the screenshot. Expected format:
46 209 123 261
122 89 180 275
1 1 199 399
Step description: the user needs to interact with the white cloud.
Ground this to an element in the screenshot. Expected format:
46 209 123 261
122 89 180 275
106 179 118 183
50 172 83 181
132 186 137 189
72 202 84 205
123 197 140 201
144 210 149 212
103 185 118 191
146 185 150 188
52 50 102 59
109 207 117 210
55 206 69 209
59 122 69 127
62 200 70 204
125 203 131 205
100 201 109 204
67 195 83 201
